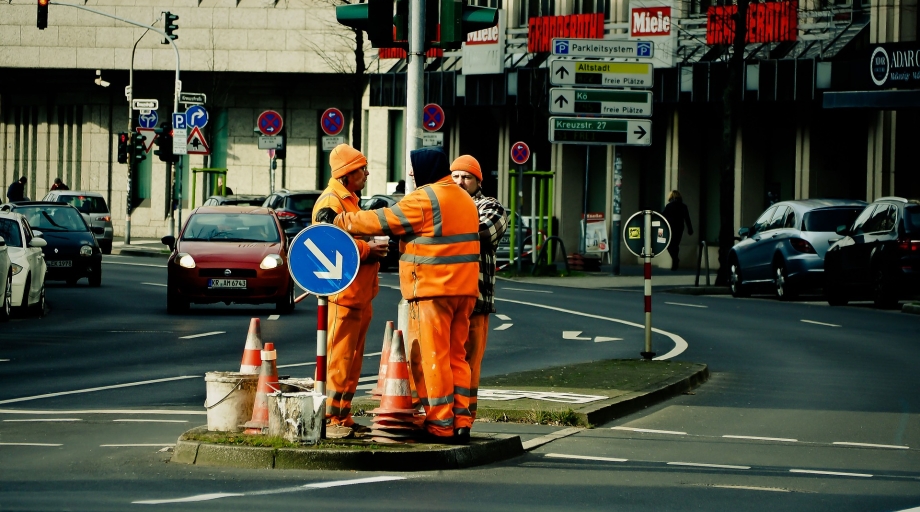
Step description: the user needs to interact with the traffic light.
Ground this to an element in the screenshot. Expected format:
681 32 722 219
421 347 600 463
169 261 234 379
335 0 395 48
162 11 179 44
131 132 147 164
439 0 498 49
37 0 48 30
275 133 286 160
153 122 178 163
117 132 129 164
391 0 437 44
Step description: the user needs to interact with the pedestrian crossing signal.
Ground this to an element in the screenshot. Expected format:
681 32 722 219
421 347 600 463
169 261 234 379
37 0 48 30
117 132 129 164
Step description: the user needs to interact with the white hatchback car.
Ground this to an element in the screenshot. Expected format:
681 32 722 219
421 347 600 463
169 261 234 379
0 211 47 315
0 233 11 321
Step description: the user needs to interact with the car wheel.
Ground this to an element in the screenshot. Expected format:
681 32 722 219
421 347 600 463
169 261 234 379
166 288 189 314
275 282 295 314
773 259 796 301
872 267 898 309
89 264 102 287
100 240 112 255
729 256 749 298
0 272 11 322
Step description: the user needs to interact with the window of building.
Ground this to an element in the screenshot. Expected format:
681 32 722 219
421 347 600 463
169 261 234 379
387 110 405 184
520 0 556 28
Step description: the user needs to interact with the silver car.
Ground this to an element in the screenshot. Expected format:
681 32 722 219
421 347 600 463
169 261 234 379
0 230 11 321
42 191 113 254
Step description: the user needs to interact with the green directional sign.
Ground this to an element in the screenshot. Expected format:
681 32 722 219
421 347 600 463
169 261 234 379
550 60 654 88
549 117 652 146
549 88 653 117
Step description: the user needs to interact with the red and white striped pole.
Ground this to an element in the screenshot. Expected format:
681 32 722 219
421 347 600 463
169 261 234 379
641 210 656 360
316 296 328 395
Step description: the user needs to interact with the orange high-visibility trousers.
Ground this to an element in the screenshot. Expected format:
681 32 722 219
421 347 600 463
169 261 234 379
325 301 372 426
407 296 475 437
466 313 490 421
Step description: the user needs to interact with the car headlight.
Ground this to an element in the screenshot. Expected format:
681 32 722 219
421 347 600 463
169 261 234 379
177 253 196 269
11 263 22 276
260 254 283 270
79 245 93 257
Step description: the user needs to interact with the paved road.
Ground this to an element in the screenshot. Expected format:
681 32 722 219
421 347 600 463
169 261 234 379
1 255 918 511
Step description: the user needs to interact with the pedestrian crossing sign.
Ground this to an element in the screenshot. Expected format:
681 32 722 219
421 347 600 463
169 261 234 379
186 126 210 155
628 227 641 239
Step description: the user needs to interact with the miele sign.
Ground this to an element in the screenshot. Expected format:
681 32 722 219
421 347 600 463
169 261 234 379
629 0 675 68
463 9 506 75
467 25 500 45
631 6 672 37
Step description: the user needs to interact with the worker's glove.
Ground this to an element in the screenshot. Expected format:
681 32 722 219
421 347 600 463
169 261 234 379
315 207 337 224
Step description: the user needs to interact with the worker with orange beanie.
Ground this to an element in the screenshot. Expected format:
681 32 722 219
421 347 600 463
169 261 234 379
450 155 507 426
313 143 389 439
316 147 480 444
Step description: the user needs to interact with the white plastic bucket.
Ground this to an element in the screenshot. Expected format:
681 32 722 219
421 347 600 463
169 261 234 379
204 371 259 432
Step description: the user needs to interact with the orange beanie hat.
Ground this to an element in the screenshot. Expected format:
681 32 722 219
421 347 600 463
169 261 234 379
450 155 482 182
329 144 367 179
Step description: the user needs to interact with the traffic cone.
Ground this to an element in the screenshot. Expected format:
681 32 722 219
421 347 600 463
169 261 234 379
369 330 423 443
239 318 263 374
369 321 394 399
243 342 279 434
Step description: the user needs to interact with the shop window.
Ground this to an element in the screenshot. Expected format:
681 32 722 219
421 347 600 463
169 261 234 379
387 110 405 183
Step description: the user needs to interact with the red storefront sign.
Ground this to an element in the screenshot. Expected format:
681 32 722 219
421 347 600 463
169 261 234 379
707 1 797 45
378 26 444 59
631 6 672 37
467 24 500 45
528 13 605 53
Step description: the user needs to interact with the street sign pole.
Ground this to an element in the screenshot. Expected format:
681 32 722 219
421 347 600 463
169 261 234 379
611 149 623 275
316 296 328 396
641 210 655 360
404 0 425 194
516 164 524 273
581 146 590 254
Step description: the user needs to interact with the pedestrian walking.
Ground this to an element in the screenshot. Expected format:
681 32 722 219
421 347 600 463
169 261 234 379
6 176 27 202
317 146 480 444
216 176 233 195
450 155 507 429
50 177 69 192
662 190 693 271
312 144 388 439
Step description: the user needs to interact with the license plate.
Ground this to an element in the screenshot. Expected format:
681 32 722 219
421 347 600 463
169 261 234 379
208 279 246 289
47 260 72 268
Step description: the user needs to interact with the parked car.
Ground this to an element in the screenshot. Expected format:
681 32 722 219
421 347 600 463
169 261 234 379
496 219 534 268
161 206 295 314
0 229 11 322
201 194 268 207
358 194 400 271
824 197 920 308
0 211 47 315
41 191 113 254
729 199 867 299
262 190 322 238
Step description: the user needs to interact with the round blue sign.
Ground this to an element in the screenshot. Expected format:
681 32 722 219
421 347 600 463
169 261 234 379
185 105 208 129
288 224 360 296
138 110 158 129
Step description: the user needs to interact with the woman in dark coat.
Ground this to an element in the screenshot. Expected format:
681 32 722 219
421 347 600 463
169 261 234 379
662 190 693 271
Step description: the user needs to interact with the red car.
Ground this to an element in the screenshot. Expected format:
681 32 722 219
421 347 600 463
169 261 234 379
161 206 295 314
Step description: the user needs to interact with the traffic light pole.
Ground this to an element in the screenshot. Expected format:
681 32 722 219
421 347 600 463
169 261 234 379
403 0 425 194
48 1 181 237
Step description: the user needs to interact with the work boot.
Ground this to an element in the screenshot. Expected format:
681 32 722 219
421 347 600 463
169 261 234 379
325 424 354 439
453 427 471 445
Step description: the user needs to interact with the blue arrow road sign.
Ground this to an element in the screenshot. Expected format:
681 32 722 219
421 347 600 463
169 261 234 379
186 105 208 129
138 110 158 129
288 224 360 296
172 112 187 130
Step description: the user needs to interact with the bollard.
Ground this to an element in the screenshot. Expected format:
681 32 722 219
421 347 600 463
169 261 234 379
315 296 327 395
640 211 656 360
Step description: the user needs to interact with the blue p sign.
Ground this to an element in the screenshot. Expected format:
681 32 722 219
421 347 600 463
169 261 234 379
172 112 187 130
637 42 653 57
554 39 569 54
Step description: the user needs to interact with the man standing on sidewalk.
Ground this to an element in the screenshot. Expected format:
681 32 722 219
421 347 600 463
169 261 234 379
450 155 507 427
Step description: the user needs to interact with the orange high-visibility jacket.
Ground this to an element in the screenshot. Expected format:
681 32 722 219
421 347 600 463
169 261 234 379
334 176 480 300
312 178 379 307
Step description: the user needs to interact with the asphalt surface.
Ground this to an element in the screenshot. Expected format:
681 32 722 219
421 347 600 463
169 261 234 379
1 254 918 511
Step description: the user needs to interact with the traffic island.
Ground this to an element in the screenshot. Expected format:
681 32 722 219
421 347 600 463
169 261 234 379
903 303 920 315
172 426 524 471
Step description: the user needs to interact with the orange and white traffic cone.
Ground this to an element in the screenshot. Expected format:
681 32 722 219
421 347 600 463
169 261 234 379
369 321 394 400
239 318 263 374
369 330 423 443
243 342 279 434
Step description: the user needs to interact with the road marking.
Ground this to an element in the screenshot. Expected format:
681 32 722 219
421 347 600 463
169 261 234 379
711 485 790 493
544 452 627 462
109 331 173 333
0 408 205 415
0 376 200 405
0 359 10 362
494 323 513 331
3 418 81 422
723 435 798 443
179 331 225 339
832 441 908 450
521 427 584 451
664 302 707 308
103 261 167 268
0 442 62 447
612 426 687 435
497 298 688 361
563 331 591 340
594 336 623 343
141 282 167 287
113 419 189 423
502 287 552 293
800 319 841 328
789 469 872 478
133 476 406 505
668 461 750 470
357 375 377 382
495 314 512 321
101 444 175 447
268 315 280 320
278 351 381 369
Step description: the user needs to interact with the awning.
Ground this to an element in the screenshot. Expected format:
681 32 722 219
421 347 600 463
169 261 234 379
823 90 920 109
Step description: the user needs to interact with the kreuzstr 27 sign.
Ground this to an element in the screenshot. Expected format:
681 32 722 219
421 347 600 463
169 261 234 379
867 42 920 89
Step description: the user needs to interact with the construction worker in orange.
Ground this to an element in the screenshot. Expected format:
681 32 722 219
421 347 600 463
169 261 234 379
316 147 480 444
312 143 389 439
450 155 507 427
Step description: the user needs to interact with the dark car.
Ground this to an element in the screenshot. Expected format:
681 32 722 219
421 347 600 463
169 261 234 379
201 194 268 207
262 190 322 238
0 201 102 286
824 197 920 308
359 194 400 271
728 199 867 299
161 206 295 314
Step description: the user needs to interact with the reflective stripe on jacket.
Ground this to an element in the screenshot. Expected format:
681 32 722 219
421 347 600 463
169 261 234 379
334 176 480 300
312 178 379 307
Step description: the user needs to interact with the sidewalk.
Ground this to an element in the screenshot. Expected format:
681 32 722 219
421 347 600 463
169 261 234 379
499 263 728 294
110 237 171 258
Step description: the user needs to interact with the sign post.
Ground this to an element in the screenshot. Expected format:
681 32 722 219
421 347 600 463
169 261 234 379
611 150 623 275
510 142 530 273
623 210 671 360
258 110 285 193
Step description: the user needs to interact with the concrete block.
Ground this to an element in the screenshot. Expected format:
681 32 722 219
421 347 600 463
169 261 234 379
0 26 21 46
227 108 256 137
177 29 213 51
20 26 56 47
284 31 307 52
113 7 159 28
266 51 303 73
39 47 76 68
213 29 248 51
59 26 96 48
212 8 230 27
247 29 285 51
212 50 230 71
77 48 115 69
151 48 177 70
96 27 137 49
229 9 267 29
0 46 40 68
180 9 215 29
267 9 306 31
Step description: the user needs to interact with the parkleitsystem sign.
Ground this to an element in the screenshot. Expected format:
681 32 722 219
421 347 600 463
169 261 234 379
549 118 651 146
549 88 653 117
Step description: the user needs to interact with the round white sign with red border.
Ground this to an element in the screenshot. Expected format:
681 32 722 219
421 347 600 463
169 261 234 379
257 110 283 136
422 104 445 132
321 108 345 136
511 141 530 165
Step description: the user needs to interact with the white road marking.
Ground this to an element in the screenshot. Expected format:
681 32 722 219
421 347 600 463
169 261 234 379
711 485 790 493
664 302 707 308
0 359 10 362
0 376 200 405
133 476 406 505
113 419 189 423
723 435 798 443
356 383 374 390
833 441 908 450
891 507 920 512
381 285 401 290
563 331 591 340
141 282 167 287
103 261 167 268
3 418 81 422
0 442 62 447
0 408 205 415
800 319 841 328
495 314 512 321
357 375 377 382
521 427 584 451
544 452 627 462
494 323 513 331
502 287 552 293
497 298 688 361
268 315 280 320
789 469 872 478
594 336 622 342
668 462 750 470
101 444 175 447
179 331 225 339
278 352 381 369
612 426 687 435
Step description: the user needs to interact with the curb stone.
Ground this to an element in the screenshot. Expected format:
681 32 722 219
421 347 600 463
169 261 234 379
903 304 920 315
665 286 730 296
114 248 170 258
